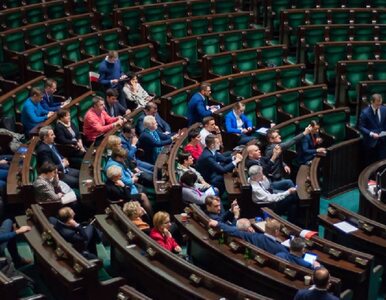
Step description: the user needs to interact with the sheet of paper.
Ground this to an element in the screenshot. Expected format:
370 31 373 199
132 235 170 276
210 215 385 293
254 221 266 232
333 221 358 233
281 239 290 248
379 131 386 137
255 127 269 135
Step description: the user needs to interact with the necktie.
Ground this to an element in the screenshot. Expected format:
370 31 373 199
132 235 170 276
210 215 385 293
51 145 67 173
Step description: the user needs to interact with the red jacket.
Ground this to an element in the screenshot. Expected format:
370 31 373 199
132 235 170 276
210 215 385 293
150 228 179 252
83 108 118 142
184 143 203 161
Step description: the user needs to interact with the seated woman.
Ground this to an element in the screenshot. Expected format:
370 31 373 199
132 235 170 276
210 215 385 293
224 102 254 145
181 171 217 205
33 161 77 205
122 201 151 233
104 148 152 215
176 152 214 192
123 73 154 110
54 109 86 167
106 135 121 156
150 211 181 254
50 207 101 259
183 128 203 162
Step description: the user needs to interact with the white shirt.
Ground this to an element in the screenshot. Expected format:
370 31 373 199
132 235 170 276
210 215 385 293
250 177 290 203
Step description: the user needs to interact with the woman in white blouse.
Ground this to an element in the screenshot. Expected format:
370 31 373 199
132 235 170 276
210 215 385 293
123 73 154 109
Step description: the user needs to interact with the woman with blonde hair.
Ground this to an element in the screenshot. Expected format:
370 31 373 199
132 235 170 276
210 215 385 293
150 211 181 253
123 201 150 233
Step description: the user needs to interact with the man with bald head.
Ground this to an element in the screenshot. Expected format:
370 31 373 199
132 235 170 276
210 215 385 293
294 268 338 300
209 217 288 255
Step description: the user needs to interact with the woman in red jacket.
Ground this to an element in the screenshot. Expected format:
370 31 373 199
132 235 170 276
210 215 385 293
150 211 182 253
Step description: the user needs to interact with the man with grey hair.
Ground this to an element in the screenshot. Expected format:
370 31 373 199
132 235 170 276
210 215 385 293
248 165 298 223
36 126 79 188
137 115 180 164
359 93 386 165
208 217 289 255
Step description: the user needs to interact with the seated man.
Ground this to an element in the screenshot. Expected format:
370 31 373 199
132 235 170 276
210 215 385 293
50 207 101 259
137 115 179 165
276 237 321 270
83 96 124 144
200 116 223 149
209 218 288 255
119 123 154 174
204 195 240 225
98 50 128 108
187 83 218 126
135 102 171 136
36 126 79 188
264 126 311 190
104 88 131 117
248 165 298 223
33 162 77 205
0 219 31 267
294 268 338 300
21 87 54 135
196 134 242 194
224 102 254 145
41 79 66 112
296 120 326 165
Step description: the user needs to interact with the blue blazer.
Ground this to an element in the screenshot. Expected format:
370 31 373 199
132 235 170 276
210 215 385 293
294 289 339 300
105 101 126 117
137 130 172 164
135 113 171 135
359 105 386 148
276 251 313 269
196 148 234 183
187 92 212 126
224 111 252 134
207 211 237 226
41 93 61 112
297 134 318 165
219 222 289 255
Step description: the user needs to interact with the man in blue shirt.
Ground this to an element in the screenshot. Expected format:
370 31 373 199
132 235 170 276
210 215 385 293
187 83 219 126
294 268 338 300
21 87 54 135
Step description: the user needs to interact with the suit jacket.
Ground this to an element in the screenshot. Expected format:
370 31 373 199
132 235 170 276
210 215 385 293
105 100 126 117
33 176 61 202
358 105 386 148
224 110 252 134
276 251 313 269
187 92 212 126
149 228 179 252
36 142 65 172
218 222 289 255
54 122 80 146
245 157 275 176
206 210 237 225
196 148 235 184
135 112 171 135
137 130 172 164
49 217 89 251
294 289 339 300
297 134 318 165
41 92 61 112
105 179 133 202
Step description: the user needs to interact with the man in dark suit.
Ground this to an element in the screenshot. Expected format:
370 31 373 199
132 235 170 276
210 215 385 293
104 88 131 118
358 93 386 165
135 102 172 136
137 115 180 164
209 218 289 255
40 79 63 112
296 120 326 165
204 195 240 225
187 83 219 126
49 207 101 259
196 134 242 194
36 126 79 188
294 268 338 300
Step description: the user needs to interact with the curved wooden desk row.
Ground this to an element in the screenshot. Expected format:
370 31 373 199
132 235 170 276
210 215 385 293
176 204 344 299
160 63 308 129
259 207 375 300
96 204 268 300
358 159 386 224
16 204 125 300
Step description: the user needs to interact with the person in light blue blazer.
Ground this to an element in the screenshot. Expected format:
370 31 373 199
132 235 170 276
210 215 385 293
224 102 254 145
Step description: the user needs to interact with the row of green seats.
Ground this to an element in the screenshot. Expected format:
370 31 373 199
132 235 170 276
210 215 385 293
172 28 270 79
314 41 386 85
280 7 386 48
297 24 386 65
203 45 288 80
115 0 241 45
0 0 70 31
143 11 255 61
161 64 308 128
335 59 386 109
